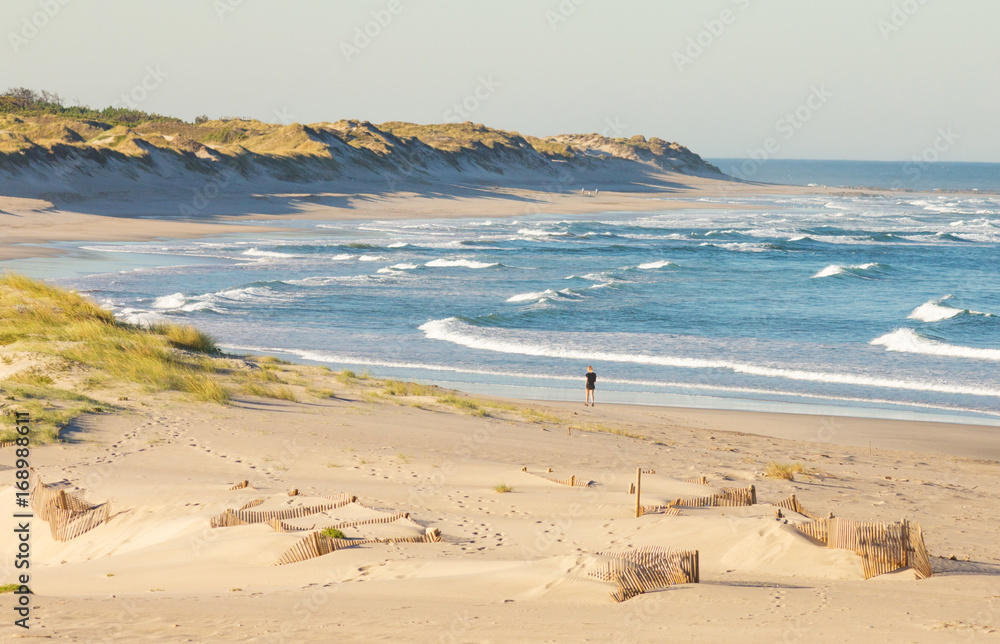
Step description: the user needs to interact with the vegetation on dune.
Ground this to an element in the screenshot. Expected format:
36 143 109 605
0 273 230 440
320 528 346 539
0 87 717 178
762 462 814 481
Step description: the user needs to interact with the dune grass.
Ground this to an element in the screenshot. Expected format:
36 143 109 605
493 483 513 493
0 384 115 442
763 462 811 481
573 423 645 440
519 408 561 424
382 380 438 397
0 273 230 432
320 528 346 539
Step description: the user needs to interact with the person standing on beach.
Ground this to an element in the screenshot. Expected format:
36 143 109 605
585 366 597 406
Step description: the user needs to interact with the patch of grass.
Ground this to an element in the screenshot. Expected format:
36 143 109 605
335 369 359 384
320 528 346 539
383 380 437 397
306 387 337 399
151 323 217 353
520 408 560 424
763 462 804 481
0 583 24 593
575 423 644 440
259 355 292 365
493 483 513 493
0 384 115 442
6 366 54 386
0 274 228 421
436 394 490 417
397 452 411 463
180 374 230 404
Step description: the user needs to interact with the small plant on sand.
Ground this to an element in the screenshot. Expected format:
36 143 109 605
494 483 513 493
575 423 644 440
383 380 437 397
259 355 292 365
6 366 54 386
520 408 560 424
335 369 359 384
320 528 346 539
763 462 810 481
436 394 490 417
397 452 411 463
0 584 22 593
306 387 337 399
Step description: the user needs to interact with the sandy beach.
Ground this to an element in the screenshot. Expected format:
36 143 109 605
1 351 999 642
0 173 885 262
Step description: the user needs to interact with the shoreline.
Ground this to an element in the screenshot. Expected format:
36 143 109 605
0 175 981 262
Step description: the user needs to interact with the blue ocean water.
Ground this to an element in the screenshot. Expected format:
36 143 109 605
709 159 1000 193
11 189 1000 424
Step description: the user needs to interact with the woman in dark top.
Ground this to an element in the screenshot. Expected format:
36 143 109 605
585 366 596 407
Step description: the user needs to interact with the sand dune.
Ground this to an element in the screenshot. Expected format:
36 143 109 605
2 360 999 642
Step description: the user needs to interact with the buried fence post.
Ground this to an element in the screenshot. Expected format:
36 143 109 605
634 467 642 518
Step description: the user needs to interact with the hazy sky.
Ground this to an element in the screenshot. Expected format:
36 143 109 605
4 0 998 161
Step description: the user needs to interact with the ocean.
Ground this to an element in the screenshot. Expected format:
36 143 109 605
9 163 1000 425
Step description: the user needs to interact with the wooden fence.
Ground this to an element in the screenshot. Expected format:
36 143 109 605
274 527 443 565
521 467 593 487
794 517 933 579
774 494 819 519
28 471 110 541
591 546 699 602
644 484 756 514
0 439 18 449
209 493 355 528
682 476 708 486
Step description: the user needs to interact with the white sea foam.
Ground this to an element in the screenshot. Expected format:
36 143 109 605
377 263 419 274
871 328 1000 362
425 259 499 269
507 289 560 303
152 293 186 309
637 260 676 270
419 318 1000 397
811 263 882 279
388 242 411 248
517 228 569 237
358 255 387 262
242 248 296 258
330 254 355 261
909 301 961 322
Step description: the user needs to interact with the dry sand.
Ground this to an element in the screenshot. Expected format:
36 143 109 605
1 360 998 643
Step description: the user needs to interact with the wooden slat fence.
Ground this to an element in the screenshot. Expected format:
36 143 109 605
520 467 593 487
794 516 933 579
774 494 819 519
268 509 412 533
682 476 708 485
590 546 699 602
28 471 110 541
210 493 355 529
274 527 443 565
662 484 756 509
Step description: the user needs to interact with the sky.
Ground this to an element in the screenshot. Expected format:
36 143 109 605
3 0 998 162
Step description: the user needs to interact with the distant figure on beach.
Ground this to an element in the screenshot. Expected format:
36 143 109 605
585 366 597 406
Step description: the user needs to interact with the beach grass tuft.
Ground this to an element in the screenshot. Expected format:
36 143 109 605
493 483 513 493
763 462 810 481
320 528 346 539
